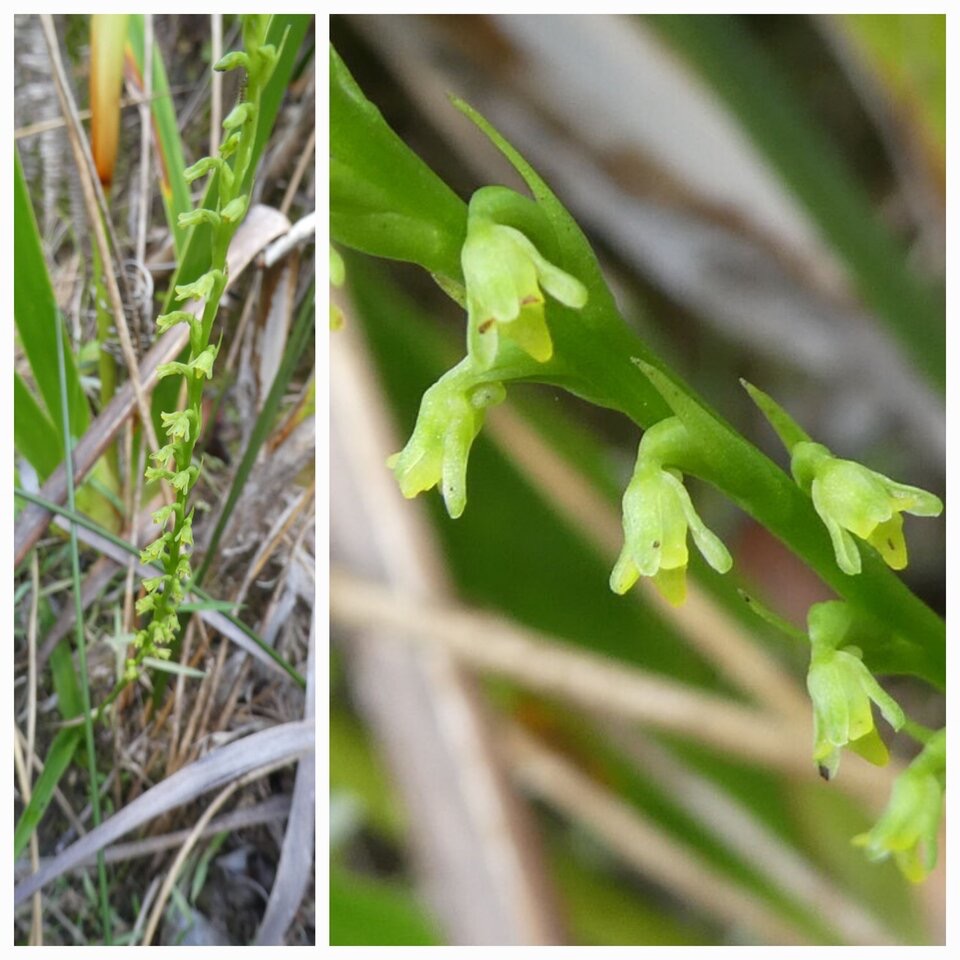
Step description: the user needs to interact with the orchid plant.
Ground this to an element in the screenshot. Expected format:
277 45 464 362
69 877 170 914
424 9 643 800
330 44 945 885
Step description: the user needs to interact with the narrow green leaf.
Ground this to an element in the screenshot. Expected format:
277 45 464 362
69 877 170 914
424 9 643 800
14 148 88 438
15 728 83 860
13 372 61 479
125 15 191 257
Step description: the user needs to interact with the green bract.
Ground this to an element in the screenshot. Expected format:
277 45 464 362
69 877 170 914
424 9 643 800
462 208 587 370
853 729 944 883
610 417 731 606
387 359 506 519
805 601 904 780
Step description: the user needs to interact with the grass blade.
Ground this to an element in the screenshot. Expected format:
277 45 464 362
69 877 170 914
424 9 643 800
14 148 88 438
14 372 61 480
647 14 944 390
14 728 84 861
55 308 112 944
125 14 191 257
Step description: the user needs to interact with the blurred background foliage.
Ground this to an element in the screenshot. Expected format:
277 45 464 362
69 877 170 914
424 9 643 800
330 13 944 946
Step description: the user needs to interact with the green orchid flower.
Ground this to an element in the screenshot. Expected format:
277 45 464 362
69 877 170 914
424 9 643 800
610 418 732 606
742 380 943 576
792 442 943 575
388 360 506 519
853 728 944 883
805 601 905 780
461 214 587 370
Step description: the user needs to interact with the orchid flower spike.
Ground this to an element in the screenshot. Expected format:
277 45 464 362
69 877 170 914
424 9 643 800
387 360 506 519
805 601 905 781
462 202 587 370
853 728 944 883
741 379 943 575
610 417 732 606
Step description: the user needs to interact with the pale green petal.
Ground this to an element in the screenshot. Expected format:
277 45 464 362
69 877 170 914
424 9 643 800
812 483 862 574
883 479 943 517
609 549 640 595
662 471 732 574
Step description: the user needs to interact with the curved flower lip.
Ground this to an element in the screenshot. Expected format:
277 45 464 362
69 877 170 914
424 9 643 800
610 460 732 606
387 372 506 519
462 219 587 370
795 442 944 576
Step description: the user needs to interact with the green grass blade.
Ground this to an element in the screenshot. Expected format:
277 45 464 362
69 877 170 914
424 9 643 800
193 281 315 587
14 148 88 438
13 488 306 690
646 14 944 391
125 15 191 259
14 372 62 480
55 311 112 944
14 728 83 861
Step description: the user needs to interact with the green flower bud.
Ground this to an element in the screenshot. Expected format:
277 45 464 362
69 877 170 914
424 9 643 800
219 131 242 160
156 310 199 334
192 344 218 380
177 207 221 229
213 50 251 73
461 216 587 370
175 269 224 303
387 362 506 519
155 361 191 381
220 194 248 224
223 101 255 131
853 729 944 882
805 601 905 780
610 419 732 606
